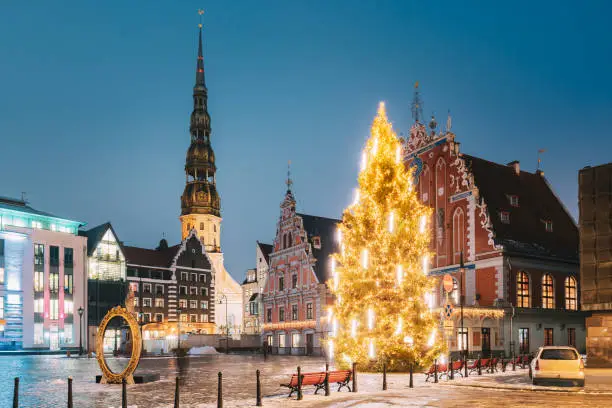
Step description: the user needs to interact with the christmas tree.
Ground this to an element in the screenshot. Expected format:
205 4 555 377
328 102 443 371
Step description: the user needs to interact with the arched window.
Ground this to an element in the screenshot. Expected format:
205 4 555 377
288 233 292 248
565 276 577 310
516 271 530 307
420 164 431 204
282 234 287 249
452 208 465 264
542 274 555 309
435 158 446 202
200 222 205 230
451 278 459 305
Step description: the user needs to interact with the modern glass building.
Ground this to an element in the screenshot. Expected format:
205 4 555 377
0 196 86 350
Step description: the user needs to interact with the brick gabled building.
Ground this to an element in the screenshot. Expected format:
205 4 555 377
404 88 586 357
262 180 339 356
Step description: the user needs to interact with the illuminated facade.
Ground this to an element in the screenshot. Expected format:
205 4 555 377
81 223 128 352
241 242 272 334
262 181 339 355
179 24 242 333
0 196 86 350
124 230 216 353
404 85 586 357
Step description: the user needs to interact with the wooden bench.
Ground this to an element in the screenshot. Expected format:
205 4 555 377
280 370 351 397
424 363 448 382
449 360 464 377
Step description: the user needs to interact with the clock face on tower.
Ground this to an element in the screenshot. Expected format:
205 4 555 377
411 156 424 184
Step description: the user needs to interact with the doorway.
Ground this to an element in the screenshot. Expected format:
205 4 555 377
306 333 313 355
50 326 60 351
481 328 491 357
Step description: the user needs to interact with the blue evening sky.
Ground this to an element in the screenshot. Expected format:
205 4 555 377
1 1 610 281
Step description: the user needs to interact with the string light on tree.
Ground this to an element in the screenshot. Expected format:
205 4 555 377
327 102 443 371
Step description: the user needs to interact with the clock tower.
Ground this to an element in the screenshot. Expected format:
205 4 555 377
180 18 242 333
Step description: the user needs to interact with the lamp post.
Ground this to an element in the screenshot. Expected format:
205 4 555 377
177 309 182 351
219 294 229 354
77 306 84 356
459 251 467 376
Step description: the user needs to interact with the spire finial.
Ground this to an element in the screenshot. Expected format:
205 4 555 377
195 9 206 88
446 110 452 133
537 149 546 172
411 81 423 123
286 160 293 192
198 8 204 28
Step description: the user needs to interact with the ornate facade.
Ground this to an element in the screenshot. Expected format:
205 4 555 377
405 85 586 357
179 25 242 333
262 180 339 355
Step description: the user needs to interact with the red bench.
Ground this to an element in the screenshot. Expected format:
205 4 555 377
424 363 448 382
449 360 464 377
280 370 351 397
468 358 489 374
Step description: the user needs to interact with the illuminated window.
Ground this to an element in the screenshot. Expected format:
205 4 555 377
500 211 510 224
34 323 44 344
279 307 285 322
519 328 529 353
266 308 272 323
64 324 73 344
516 271 530 307
450 278 460 305
201 314 208 323
31 220 43 229
458 328 468 351
545 220 553 232
34 298 43 313
565 276 577 310
142 298 152 307
292 304 298 320
292 333 300 347
129 282 138 293
306 303 313 319
509 195 519 207
179 299 187 308
542 274 555 309
189 300 197 309
64 300 73 315
34 244 44 292
155 298 164 308
200 301 208 310
278 333 286 348
133 297 139 307
180 314 188 322
50 299 59 320
292 274 298 289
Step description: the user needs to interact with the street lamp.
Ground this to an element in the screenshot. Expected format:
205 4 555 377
219 294 229 354
459 251 468 377
77 306 84 356
177 309 182 351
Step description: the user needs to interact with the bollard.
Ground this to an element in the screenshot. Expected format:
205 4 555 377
13 377 19 408
324 363 330 396
217 372 223 408
449 357 454 380
409 362 414 388
68 377 73 408
477 355 482 376
297 366 303 401
256 370 262 406
352 362 358 392
174 377 180 408
434 359 438 383
122 378 127 408
382 362 387 390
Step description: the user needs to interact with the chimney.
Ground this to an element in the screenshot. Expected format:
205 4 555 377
507 160 520 176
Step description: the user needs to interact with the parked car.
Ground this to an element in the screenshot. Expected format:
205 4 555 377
530 346 585 386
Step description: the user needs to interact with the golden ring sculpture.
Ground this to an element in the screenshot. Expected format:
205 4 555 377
96 306 142 384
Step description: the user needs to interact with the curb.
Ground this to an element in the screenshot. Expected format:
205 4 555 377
438 381 612 395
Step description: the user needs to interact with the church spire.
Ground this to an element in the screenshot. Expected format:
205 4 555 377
195 9 206 89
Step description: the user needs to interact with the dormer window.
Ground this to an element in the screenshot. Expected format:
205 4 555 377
500 211 510 224
509 195 519 207
312 236 321 249
544 220 553 232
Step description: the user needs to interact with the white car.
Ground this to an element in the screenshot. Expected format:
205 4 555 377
530 346 585 386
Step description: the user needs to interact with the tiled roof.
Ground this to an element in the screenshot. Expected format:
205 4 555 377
298 213 341 284
123 244 181 268
257 242 273 263
463 154 578 261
